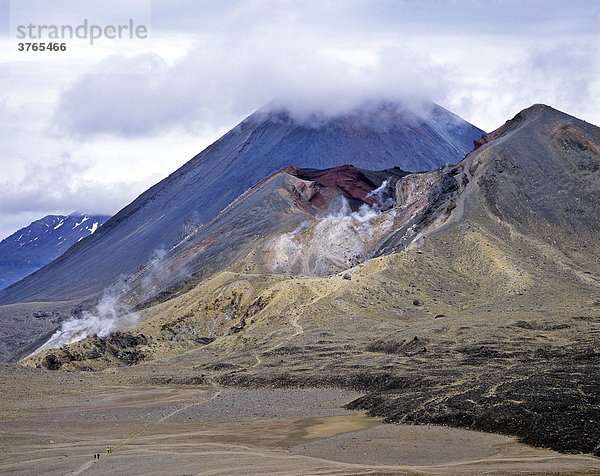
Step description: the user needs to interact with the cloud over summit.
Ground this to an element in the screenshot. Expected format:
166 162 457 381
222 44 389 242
53 29 451 138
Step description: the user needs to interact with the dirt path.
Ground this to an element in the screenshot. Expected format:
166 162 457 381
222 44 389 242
250 280 323 369
68 386 216 475
2 366 600 475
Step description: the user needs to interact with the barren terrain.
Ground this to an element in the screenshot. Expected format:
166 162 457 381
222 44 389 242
2 364 599 475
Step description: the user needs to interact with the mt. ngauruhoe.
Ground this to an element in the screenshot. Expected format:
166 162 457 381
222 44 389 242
0 101 481 308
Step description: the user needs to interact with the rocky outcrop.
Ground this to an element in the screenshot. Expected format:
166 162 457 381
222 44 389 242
395 169 444 210
37 331 148 370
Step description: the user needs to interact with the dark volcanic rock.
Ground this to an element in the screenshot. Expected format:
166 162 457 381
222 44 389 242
41 353 62 370
38 332 148 370
346 345 600 456
366 336 427 354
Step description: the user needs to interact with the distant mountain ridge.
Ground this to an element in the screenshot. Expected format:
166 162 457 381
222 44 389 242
0 213 110 291
0 100 483 304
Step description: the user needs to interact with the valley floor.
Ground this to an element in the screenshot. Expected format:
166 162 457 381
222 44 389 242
1 364 599 475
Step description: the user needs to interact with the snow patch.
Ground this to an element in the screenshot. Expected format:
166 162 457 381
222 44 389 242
72 216 89 229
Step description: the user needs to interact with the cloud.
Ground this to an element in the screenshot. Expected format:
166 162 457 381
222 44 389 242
149 0 599 38
53 53 194 137
53 36 452 138
51 0 600 138
508 44 600 115
444 42 600 132
0 154 153 216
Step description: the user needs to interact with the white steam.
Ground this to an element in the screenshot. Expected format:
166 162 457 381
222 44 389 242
24 286 139 360
24 245 177 360
139 246 170 300
268 180 396 275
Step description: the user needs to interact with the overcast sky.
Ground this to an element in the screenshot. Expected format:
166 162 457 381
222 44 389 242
1 0 599 239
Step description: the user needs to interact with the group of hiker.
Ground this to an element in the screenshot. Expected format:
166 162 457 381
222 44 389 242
93 447 112 460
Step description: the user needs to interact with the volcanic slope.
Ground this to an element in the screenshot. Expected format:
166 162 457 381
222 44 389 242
27 105 600 457
0 101 482 306
0 164 407 362
118 164 407 307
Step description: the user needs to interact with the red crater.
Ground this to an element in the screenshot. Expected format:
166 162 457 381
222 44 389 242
283 164 405 210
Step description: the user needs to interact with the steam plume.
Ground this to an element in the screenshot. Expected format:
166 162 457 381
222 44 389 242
269 180 396 275
23 284 139 359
